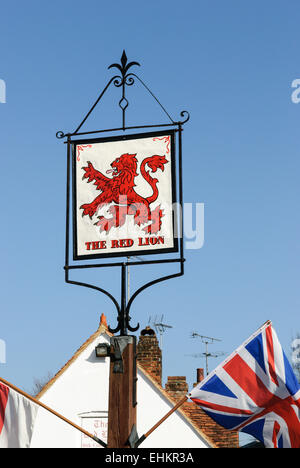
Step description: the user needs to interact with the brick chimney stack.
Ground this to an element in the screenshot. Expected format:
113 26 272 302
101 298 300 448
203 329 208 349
165 376 188 401
137 326 162 385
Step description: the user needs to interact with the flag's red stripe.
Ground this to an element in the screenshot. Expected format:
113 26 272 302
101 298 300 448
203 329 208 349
0 383 9 434
238 396 300 448
224 354 279 407
191 397 253 415
272 397 300 448
265 324 279 386
272 421 281 448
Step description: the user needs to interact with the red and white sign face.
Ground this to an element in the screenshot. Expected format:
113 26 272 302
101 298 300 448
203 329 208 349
73 132 178 260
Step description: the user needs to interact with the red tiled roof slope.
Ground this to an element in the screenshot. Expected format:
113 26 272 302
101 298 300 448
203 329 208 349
181 401 239 449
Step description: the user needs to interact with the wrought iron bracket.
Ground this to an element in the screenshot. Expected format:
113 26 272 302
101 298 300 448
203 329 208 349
56 50 190 139
110 336 135 374
128 424 140 449
59 52 189 336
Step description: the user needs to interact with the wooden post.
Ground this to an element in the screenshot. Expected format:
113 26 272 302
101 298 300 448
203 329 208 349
107 336 137 448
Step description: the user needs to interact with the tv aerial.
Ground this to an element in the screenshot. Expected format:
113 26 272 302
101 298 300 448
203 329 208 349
189 332 225 376
150 315 173 351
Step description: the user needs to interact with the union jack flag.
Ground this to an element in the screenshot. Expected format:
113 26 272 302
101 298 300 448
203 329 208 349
189 321 300 448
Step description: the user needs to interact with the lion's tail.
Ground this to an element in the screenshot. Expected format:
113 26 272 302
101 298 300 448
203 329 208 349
140 155 168 205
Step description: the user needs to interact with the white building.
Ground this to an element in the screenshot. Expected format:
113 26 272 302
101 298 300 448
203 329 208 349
31 315 238 448
30 315 234 448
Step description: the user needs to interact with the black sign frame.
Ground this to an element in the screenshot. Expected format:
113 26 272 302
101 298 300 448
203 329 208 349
72 130 178 261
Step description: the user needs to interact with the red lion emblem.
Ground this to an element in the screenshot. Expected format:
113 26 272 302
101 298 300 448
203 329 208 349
80 153 168 234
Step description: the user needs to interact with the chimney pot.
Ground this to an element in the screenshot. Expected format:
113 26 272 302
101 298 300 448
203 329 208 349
197 368 204 383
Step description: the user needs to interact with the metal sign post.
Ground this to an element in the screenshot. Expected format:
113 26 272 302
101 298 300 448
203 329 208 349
57 51 189 448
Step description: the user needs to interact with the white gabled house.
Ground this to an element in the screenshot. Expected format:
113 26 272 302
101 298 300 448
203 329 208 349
30 314 215 448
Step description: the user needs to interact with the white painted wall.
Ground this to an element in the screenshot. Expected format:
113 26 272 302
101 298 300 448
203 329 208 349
30 331 210 448
137 372 210 448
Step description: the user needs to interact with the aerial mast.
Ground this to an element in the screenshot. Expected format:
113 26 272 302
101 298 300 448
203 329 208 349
153 315 173 351
190 332 224 375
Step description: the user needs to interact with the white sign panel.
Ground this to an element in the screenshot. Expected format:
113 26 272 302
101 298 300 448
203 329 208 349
80 414 108 449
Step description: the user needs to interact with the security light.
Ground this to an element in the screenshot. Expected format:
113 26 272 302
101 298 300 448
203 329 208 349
95 343 111 358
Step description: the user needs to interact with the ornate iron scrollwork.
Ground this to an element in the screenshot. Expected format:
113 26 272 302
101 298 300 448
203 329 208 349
59 51 189 336
108 51 140 129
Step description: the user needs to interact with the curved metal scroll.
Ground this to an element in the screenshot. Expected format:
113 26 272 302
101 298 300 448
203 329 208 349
56 51 189 138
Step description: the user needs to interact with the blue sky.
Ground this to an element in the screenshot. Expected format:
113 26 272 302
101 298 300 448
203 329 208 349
0 0 299 445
